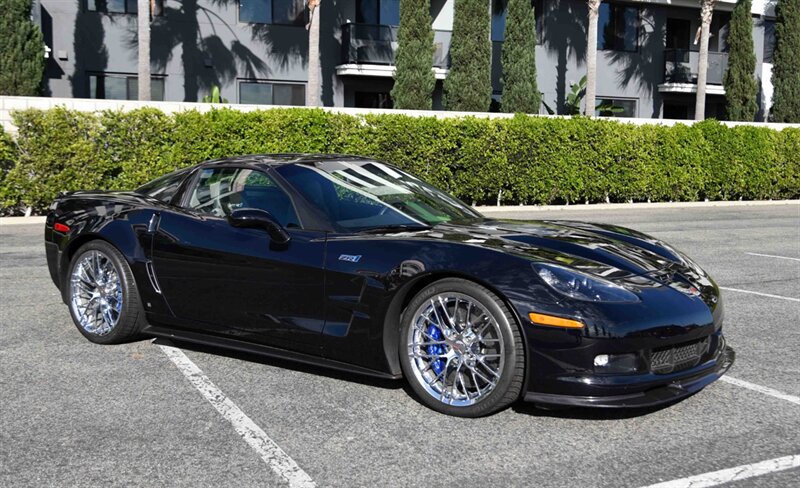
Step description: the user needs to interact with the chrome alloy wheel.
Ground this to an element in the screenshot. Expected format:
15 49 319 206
407 293 505 407
69 250 123 336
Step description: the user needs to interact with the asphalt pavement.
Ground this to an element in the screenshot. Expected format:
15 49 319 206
1 204 798 487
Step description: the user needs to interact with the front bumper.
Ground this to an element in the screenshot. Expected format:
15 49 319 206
524 344 735 408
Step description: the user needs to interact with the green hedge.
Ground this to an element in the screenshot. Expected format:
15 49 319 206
1 107 798 214
0 126 15 189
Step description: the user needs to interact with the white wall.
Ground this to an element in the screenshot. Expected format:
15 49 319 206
2 96 797 136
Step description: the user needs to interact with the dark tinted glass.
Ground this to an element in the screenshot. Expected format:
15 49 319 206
763 20 775 63
89 74 164 101
272 84 305 105
240 0 271 23
356 0 379 24
596 98 637 117
185 168 300 227
239 82 304 105
136 170 188 203
273 0 304 25
379 0 400 25
240 82 272 104
491 0 506 42
277 161 482 232
598 4 638 51
357 0 398 25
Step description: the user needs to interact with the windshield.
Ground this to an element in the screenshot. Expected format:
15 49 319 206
276 160 483 232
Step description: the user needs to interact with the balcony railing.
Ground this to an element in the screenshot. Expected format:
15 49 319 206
664 49 728 85
340 23 451 69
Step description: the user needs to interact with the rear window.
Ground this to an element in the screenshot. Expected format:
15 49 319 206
136 170 188 203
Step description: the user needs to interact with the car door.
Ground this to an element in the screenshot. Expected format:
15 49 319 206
150 165 327 354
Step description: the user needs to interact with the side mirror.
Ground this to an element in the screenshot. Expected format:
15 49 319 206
228 208 291 245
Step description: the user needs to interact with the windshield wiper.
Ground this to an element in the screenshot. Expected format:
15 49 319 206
357 224 432 234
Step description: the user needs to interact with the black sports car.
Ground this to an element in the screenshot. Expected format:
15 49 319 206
45 154 734 417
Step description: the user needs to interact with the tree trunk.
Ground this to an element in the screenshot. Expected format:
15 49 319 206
306 0 322 107
137 0 150 101
695 0 716 120
585 0 600 116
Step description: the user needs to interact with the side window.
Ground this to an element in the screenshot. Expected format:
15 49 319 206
137 170 187 203
185 167 300 228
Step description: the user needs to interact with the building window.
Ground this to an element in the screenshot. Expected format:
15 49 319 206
86 0 162 15
88 73 165 101
595 98 637 118
763 20 775 63
598 3 639 51
239 0 305 25
491 0 545 44
356 0 400 26
239 80 305 105
355 92 393 109
86 0 137 14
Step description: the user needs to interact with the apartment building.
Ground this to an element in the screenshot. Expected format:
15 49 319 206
33 0 779 120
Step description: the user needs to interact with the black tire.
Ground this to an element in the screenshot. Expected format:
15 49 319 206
66 240 145 344
399 278 526 417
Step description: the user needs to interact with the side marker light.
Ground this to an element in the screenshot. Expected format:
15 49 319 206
528 312 585 329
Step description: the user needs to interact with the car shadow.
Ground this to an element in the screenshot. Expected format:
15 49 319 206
153 337 404 391
153 338 688 419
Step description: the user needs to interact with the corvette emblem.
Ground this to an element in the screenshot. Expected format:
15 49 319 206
339 254 362 263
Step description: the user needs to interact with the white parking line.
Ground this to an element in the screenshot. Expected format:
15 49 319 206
746 252 800 262
720 376 800 406
719 287 800 302
638 455 800 488
158 345 316 488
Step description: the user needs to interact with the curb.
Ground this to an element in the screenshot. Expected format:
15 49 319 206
1 200 798 225
0 216 46 226
476 200 800 214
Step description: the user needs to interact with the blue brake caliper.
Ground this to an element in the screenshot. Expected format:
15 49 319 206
426 321 446 375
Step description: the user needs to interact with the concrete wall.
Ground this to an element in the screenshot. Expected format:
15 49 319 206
3 96 797 137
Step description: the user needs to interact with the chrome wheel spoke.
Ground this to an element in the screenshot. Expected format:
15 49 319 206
408 292 505 407
70 250 123 337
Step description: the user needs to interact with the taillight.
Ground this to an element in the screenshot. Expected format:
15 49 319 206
53 222 70 233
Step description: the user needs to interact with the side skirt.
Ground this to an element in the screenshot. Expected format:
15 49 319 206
144 325 403 381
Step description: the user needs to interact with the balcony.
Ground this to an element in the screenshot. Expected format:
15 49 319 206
337 23 451 79
660 49 728 95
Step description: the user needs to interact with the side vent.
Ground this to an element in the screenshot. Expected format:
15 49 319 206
146 261 162 294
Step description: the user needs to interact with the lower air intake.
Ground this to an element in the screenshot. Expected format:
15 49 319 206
650 337 711 374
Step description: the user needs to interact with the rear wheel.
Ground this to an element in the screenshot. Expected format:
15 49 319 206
67 241 145 344
399 278 525 417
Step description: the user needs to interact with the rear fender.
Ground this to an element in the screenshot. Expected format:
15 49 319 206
57 212 168 316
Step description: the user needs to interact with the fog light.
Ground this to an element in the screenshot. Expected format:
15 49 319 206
593 353 638 373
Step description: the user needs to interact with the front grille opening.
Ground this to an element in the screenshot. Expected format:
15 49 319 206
650 337 711 375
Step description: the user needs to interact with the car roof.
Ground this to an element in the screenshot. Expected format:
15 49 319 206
198 153 377 169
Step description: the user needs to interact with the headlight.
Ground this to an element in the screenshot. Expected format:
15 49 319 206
533 263 640 303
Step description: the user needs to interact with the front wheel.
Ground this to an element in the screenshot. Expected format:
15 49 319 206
399 278 525 417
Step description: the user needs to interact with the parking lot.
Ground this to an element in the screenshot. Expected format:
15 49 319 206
1 203 798 487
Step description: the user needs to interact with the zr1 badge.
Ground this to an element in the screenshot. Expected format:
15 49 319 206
338 254 362 263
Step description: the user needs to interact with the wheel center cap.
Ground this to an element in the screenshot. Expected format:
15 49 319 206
452 341 468 356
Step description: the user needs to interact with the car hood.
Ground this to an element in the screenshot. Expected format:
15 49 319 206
428 219 688 278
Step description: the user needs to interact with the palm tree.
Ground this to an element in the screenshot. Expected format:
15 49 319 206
306 0 321 106
585 0 601 116
137 0 151 101
695 0 716 120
